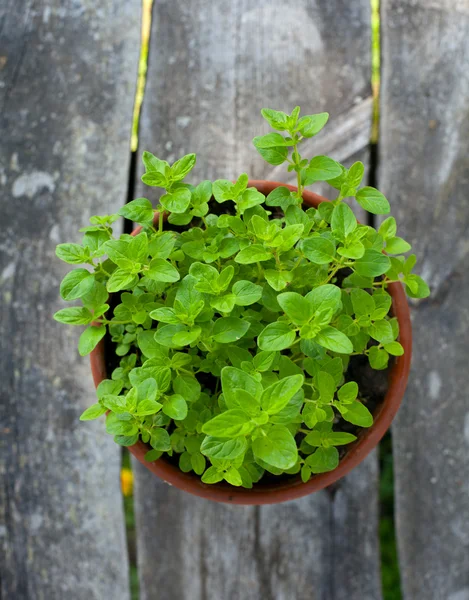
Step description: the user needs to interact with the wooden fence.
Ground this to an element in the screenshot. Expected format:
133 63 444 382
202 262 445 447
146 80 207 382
1 1 468 599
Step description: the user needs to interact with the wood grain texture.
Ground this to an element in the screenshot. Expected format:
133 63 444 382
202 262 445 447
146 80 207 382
133 2 381 599
380 1 469 598
0 1 140 598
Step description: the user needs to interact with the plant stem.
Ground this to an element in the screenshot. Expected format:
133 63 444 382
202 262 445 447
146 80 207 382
292 141 303 202
99 264 112 277
158 209 165 233
372 278 399 286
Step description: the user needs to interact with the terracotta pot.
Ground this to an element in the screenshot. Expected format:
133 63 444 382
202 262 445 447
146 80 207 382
90 181 412 505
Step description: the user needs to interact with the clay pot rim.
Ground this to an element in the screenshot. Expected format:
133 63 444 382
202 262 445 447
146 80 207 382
90 180 412 505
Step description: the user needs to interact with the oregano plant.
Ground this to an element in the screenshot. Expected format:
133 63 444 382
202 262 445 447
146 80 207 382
54 107 429 488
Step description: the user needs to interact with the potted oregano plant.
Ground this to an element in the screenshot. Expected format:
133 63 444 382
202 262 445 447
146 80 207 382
54 107 429 504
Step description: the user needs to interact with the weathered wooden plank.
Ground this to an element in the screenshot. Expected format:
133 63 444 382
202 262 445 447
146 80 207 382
0 1 140 598
134 1 380 599
380 2 469 598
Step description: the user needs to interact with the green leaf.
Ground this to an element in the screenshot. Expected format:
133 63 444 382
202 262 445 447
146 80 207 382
212 317 250 343
296 112 329 137
302 236 336 264
347 161 365 187
135 398 162 417
305 284 342 315
137 377 158 406
82 281 108 311
202 410 254 438
232 280 263 305
56 243 89 264
147 258 180 282
200 436 248 460
136 330 168 360
331 203 357 240
239 188 266 214
106 413 138 436
224 467 243 486
235 244 272 264
107 269 137 293
316 371 336 403
277 292 313 325
378 217 397 240
351 288 375 316
265 186 296 210
338 381 358 403
258 322 296 351
260 108 289 130
179 451 192 472
191 452 206 475
141 170 167 187
144 449 162 462
129 232 148 263
172 326 201 346
79 403 107 421
315 326 353 354
202 466 224 484
118 198 154 224
305 447 339 473
149 307 180 324
252 425 298 470
168 213 192 226
53 307 93 325
96 379 123 400
163 394 188 420
150 428 171 451
337 241 365 259
253 139 289 166
369 320 394 344
60 269 95 300
384 341 404 356
368 346 390 370
148 232 176 259
307 431 357 446
114 434 139 447
356 187 390 215
385 237 411 254
404 274 430 299
303 156 342 184
213 179 235 202
261 374 304 415
171 374 200 403
153 324 185 348
171 153 196 181
210 294 236 313
193 180 212 205
78 325 106 356
159 188 192 213
142 151 168 173
354 249 391 277
253 132 291 148
221 367 262 410
264 269 292 291
253 351 277 372
101 394 129 414
189 262 219 292
102 239 133 269
336 400 373 427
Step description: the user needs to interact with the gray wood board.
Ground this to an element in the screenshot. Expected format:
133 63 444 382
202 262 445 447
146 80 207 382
380 1 469 598
133 2 381 599
0 1 140 598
